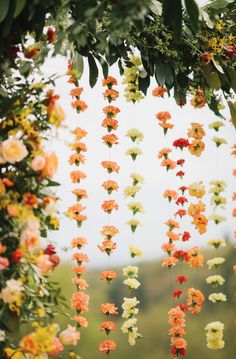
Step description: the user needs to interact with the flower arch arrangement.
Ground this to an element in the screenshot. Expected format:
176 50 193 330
0 0 235 358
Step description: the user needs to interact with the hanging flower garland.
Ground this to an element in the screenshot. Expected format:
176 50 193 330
98 76 120 354
67 59 89 346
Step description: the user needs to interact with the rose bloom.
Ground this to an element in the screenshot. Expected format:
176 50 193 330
20 228 40 249
98 340 117 353
71 291 89 313
1 138 28 164
20 334 38 355
100 303 118 315
59 325 80 346
31 155 46 171
72 315 88 328
47 337 63 356
36 254 54 275
42 152 58 178
0 257 9 270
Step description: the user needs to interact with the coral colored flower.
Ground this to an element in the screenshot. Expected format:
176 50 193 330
173 138 190 150
23 193 38 207
152 86 167 97
68 153 86 165
156 111 171 122
187 247 204 268
59 325 80 346
176 196 188 206
190 90 207 109
72 127 87 140
163 190 178 202
101 161 120 173
101 200 119 214
172 290 182 298
102 76 118 87
98 340 117 353
72 315 88 327
0 257 9 270
100 321 117 334
188 140 205 157
166 231 180 241
103 105 120 118
187 288 205 314
47 337 64 356
70 141 87 152
72 252 89 264
161 243 177 254
182 231 191 242
102 117 118 132
71 99 88 112
161 159 176 171
71 291 89 312
177 159 185 166
71 237 87 248
72 188 88 200
165 219 180 230
102 133 119 147
100 225 119 239
103 88 119 102
102 180 119 194
67 203 85 216
176 275 187 284
2 178 14 187
159 121 174 134
174 209 187 218
72 278 89 290
72 265 87 275
70 87 83 97
187 122 205 140
70 170 86 183
100 271 118 282
161 256 178 268
158 148 172 159
101 303 118 315
98 240 117 255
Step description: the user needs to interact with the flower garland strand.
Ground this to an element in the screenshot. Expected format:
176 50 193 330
67 59 89 348
98 76 120 355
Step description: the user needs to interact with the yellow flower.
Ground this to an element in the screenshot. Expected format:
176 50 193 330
4 348 25 359
124 186 141 198
129 245 143 258
123 278 141 289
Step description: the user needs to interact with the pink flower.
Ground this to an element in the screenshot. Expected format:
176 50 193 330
0 257 9 270
59 325 80 346
31 155 46 171
47 337 63 356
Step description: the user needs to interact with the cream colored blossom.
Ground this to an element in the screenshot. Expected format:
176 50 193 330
208 292 227 303
123 265 139 277
124 186 141 198
207 257 225 269
129 245 143 258
130 173 144 185
207 238 226 249
123 278 141 289
206 275 225 286
121 318 137 333
126 128 144 143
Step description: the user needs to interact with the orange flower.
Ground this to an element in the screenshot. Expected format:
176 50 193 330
166 231 180 242
0 244 7 254
171 337 187 349
191 214 208 234
190 91 207 109
100 225 119 239
7 204 19 217
72 127 87 140
102 134 119 147
101 161 120 173
158 148 172 159
100 270 118 282
71 291 89 312
152 86 167 97
232 192 236 201
188 201 206 216
70 142 87 152
163 190 178 202
232 208 236 217
98 340 117 353
72 252 89 264
102 76 118 87
71 100 88 112
68 203 85 215
72 188 88 200
159 121 174 134
156 111 171 122
23 193 38 207
100 321 117 334
100 303 118 315
98 239 117 255
72 265 87 275
188 140 205 157
161 256 178 268
103 105 120 118
168 307 185 326
2 178 14 187
103 88 119 102
187 247 204 268
231 144 236 157
199 52 212 65
187 122 205 140
72 278 89 289
161 159 176 171
73 214 87 226
102 180 119 194
165 219 180 230
42 152 58 178
70 170 86 183
101 200 119 213
161 243 177 254
72 315 88 328
71 237 87 248
68 153 86 165
187 288 205 314
20 334 38 355
102 118 118 132
70 87 83 97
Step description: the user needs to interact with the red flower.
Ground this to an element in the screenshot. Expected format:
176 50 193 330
176 196 188 206
178 303 189 312
177 159 185 166
182 231 191 242
173 138 190 150
179 186 188 194
44 244 56 255
174 209 187 218
176 275 187 284
178 99 186 107
176 171 185 178
12 248 23 263
172 290 182 298
47 28 56 43
171 347 187 356
173 250 189 262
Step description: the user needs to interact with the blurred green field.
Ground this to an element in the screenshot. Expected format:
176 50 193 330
13 245 236 358
48 245 236 359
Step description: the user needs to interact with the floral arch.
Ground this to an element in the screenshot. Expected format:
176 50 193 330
0 0 235 358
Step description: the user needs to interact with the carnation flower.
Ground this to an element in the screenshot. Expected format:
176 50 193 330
206 275 225 287
126 128 144 143
126 147 143 161
207 257 225 269
208 292 227 303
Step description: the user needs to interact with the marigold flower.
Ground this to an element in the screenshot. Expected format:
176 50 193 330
100 271 118 282
212 137 227 147
102 118 118 132
187 288 205 314
127 201 144 215
188 181 205 198
71 100 88 112
156 111 171 122
72 188 88 200
72 127 87 140
161 243 176 254
98 240 117 255
72 315 88 328
165 219 180 230
101 161 120 173
163 190 178 202
187 122 205 140
208 121 225 132
130 172 144 185
123 277 141 289
188 140 205 156
207 238 226 249
72 265 87 275
166 231 180 242
124 185 140 198
158 148 172 159
100 225 119 239
103 105 120 118
102 180 119 194
159 121 174 134
199 52 212 65
100 321 117 334
102 76 118 87
71 291 89 312
70 87 83 97
152 86 167 97
103 88 119 102
98 340 117 353
187 247 204 268
123 265 139 277
161 256 178 268
101 200 119 214
126 128 144 143
126 147 143 161
68 153 86 166
71 237 87 248
176 170 185 178
72 252 89 264
72 278 89 290
129 245 143 258
70 170 86 183
173 138 190 150
101 303 118 315
207 257 225 269
161 159 176 171
102 133 119 147
2 178 14 187
70 141 87 152
190 90 207 109
126 218 141 233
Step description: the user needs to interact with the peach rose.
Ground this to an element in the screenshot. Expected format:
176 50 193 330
36 254 54 275
42 152 58 178
47 337 63 356
59 325 80 346
31 155 46 171
0 257 9 270
1 139 28 164
7 204 19 217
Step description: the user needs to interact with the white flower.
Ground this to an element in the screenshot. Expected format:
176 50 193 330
207 257 225 269
127 202 144 215
208 292 227 303
124 186 140 198
123 278 141 289
121 318 137 333
129 245 143 258
126 128 144 143
0 279 24 305
122 297 140 319
123 265 139 277
206 275 225 286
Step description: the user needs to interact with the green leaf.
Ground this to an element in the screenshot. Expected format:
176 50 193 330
13 0 26 18
184 0 200 33
202 65 221 90
155 58 166 86
228 101 236 129
19 62 32 75
47 179 60 187
225 68 236 93
205 0 234 9
0 0 10 22
96 55 109 78
164 63 175 87
88 54 98 88
163 0 182 40
138 75 150 95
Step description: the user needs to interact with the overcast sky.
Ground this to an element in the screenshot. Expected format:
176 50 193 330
41 0 236 268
